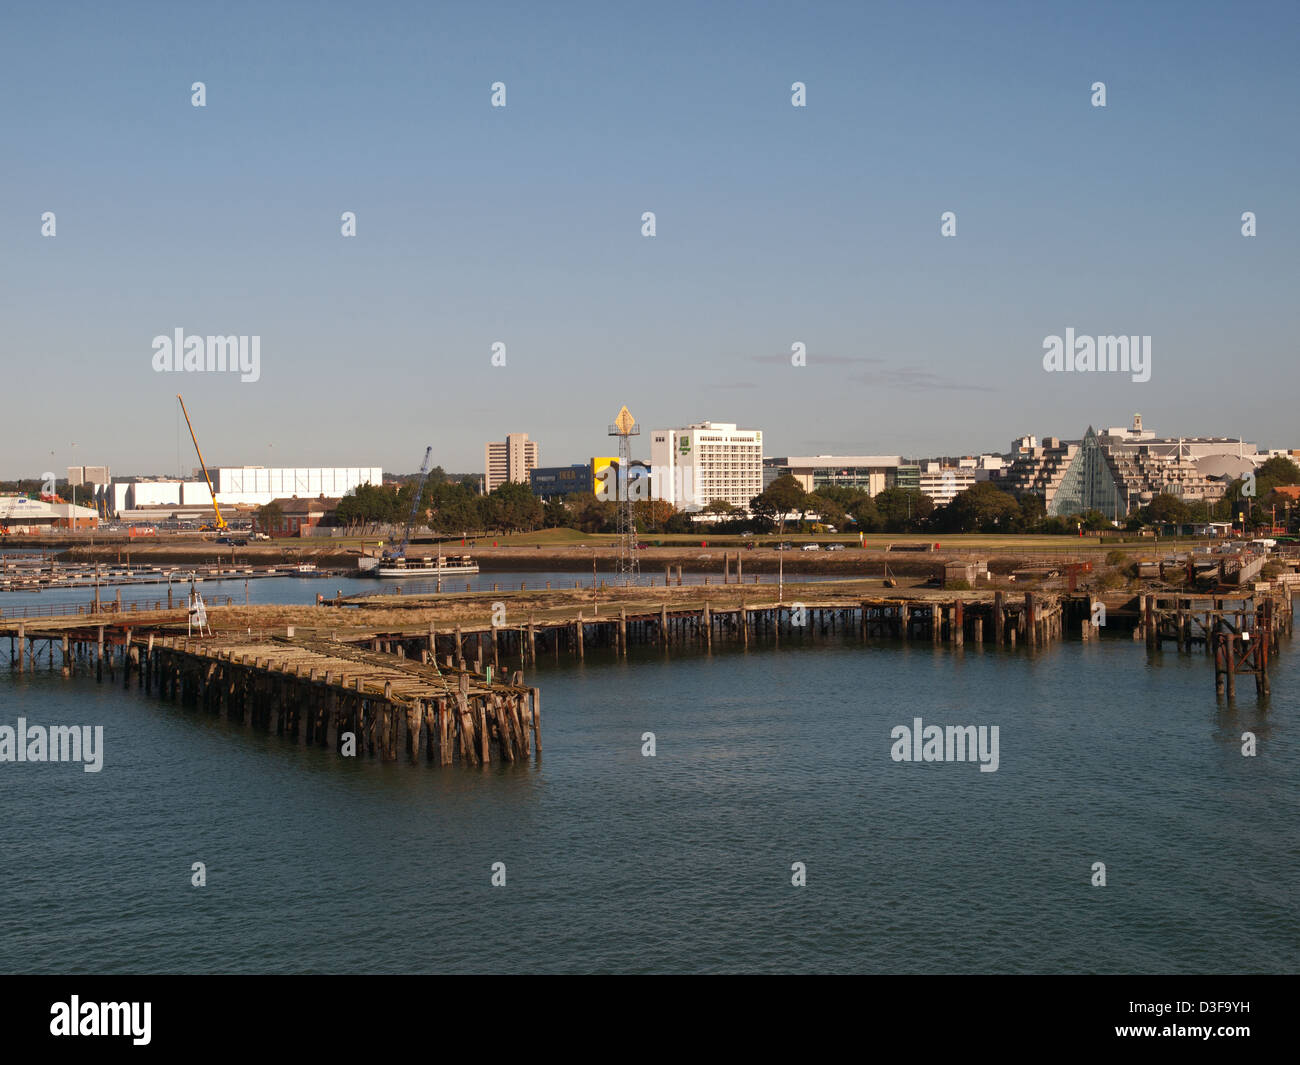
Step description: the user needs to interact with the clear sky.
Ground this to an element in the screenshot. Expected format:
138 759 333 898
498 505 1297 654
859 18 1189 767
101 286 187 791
2 0 1296 479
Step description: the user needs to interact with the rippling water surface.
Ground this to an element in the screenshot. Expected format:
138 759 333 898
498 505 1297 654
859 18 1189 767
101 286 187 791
1 632 1295 973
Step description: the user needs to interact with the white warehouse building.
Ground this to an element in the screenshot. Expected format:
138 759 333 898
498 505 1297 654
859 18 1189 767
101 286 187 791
211 467 383 504
101 467 382 514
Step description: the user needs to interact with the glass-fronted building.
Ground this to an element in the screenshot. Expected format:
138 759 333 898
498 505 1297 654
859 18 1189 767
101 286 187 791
529 464 594 500
1047 428 1125 516
763 456 902 497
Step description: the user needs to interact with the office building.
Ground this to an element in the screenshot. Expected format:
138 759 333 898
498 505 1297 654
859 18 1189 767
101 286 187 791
649 422 763 512
530 463 596 500
763 456 901 497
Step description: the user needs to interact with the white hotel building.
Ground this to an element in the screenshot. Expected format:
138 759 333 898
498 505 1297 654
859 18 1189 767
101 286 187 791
649 423 764 512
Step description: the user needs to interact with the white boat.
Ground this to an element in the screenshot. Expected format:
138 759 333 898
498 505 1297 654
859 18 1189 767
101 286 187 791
371 554 479 578
294 563 318 575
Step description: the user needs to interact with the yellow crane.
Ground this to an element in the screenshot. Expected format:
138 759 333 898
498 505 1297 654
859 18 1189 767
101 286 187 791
176 394 228 532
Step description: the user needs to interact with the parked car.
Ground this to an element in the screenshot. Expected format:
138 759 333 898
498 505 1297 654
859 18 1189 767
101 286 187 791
775 542 793 551
826 543 845 552
801 543 821 551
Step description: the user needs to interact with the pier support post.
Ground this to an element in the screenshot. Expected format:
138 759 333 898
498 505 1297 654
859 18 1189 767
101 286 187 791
530 687 542 754
478 700 490 764
1225 635 1236 699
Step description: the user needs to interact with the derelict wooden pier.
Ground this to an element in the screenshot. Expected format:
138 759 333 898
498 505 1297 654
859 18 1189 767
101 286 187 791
0 614 539 766
144 635 540 765
364 590 1071 659
1 581 1292 769
1134 591 1294 697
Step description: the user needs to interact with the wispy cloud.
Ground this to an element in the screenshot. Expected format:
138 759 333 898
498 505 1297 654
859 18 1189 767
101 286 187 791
848 367 996 393
748 353 880 366
746 350 993 392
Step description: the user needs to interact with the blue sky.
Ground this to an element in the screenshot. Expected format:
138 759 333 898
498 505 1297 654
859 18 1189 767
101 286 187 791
2 0 1296 478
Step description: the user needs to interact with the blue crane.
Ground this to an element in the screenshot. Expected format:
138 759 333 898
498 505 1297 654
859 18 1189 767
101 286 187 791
385 445 434 561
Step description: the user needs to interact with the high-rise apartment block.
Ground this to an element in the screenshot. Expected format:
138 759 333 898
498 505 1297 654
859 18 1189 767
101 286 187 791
484 433 539 493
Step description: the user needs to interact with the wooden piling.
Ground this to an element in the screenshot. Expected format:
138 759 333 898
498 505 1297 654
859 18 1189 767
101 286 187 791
530 687 542 754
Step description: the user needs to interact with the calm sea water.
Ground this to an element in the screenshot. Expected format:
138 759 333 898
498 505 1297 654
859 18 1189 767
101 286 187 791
0 632 1295 974
0 569 821 616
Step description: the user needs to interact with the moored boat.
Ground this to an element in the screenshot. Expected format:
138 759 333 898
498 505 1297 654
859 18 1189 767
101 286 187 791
371 554 478 578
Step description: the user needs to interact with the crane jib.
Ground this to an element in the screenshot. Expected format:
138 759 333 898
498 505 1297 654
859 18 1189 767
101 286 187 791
390 445 434 561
